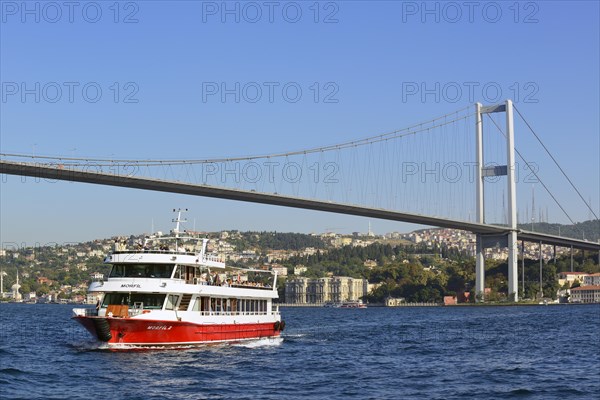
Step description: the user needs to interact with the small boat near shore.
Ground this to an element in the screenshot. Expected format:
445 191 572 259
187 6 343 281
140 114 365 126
340 300 367 309
323 300 367 308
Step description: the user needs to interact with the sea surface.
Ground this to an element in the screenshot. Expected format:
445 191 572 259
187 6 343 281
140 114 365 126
0 303 598 399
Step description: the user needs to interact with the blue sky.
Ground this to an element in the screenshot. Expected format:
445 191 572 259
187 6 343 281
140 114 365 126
1 0 599 244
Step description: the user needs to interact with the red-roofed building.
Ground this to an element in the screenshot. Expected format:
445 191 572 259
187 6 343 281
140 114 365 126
443 296 457 306
570 285 600 304
37 277 53 285
558 272 589 287
583 273 600 287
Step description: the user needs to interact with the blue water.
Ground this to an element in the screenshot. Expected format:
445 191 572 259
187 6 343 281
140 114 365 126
0 304 598 399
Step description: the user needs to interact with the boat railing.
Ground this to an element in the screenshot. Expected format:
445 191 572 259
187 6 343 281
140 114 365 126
203 253 223 263
112 249 198 256
194 310 274 316
72 308 98 317
129 302 144 317
186 279 273 290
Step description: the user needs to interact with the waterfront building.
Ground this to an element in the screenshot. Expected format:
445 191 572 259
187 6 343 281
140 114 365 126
570 285 600 303
285 277 308 304
385 297 405 307
285 276 368 304
443 296 458 305
24 292 37 302
583 273 600 286
558 272 589 287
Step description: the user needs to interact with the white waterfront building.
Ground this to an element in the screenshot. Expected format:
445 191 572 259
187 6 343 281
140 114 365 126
285 276 368 304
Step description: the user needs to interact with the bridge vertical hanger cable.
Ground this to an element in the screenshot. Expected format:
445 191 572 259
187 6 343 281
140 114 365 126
448 118 454 220
379 139 387 209
184 164 191 185
447 118 457 220
332 149 346 203
189 164 197 187
469 114 475 219
377 139 385 209
392 133 400 211
461 114 469 220
1 106 474 167
368 142 375 207
350 145 358 205
513 105 599 221
300 153 310 199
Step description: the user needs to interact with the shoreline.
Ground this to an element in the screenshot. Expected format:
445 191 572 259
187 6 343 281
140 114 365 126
277 302 599 308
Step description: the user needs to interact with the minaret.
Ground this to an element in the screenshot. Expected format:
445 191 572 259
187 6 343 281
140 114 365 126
12 267 22 302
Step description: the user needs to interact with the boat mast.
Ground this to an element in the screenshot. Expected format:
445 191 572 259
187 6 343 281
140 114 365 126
172 208 188 251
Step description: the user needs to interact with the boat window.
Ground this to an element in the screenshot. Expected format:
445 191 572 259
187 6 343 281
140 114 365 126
192 297 201 311
109 264 174 278
192 296 210 312
101 293 165 309
165 294 180 310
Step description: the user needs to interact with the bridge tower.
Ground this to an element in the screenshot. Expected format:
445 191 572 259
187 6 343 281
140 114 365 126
475 100 519 302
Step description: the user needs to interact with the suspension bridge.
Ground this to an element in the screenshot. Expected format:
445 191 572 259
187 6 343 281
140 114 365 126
1 100 599 301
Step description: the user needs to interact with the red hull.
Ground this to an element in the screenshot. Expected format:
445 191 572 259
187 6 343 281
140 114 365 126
74 316 281 346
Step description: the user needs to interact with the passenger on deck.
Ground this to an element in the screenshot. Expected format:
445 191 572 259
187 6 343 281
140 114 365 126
199 273 208 284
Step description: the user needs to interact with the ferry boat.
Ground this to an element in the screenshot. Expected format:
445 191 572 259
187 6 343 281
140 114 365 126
73 209 284 348
339 300 367 309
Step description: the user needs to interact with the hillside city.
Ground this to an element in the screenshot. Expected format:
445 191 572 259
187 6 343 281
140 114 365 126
2 222 599 305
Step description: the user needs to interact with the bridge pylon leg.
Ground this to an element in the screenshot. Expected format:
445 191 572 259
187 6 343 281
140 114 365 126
507 231 519 302
475 234 485 302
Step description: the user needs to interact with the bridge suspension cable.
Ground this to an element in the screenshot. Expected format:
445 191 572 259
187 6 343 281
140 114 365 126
0 106 473 167
513 105 599 221
484 113 580 229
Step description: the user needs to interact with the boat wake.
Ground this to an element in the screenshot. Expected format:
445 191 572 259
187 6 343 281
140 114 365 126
232 337 283 348
281 333 305 338
70 337 283 352
69 340 111 352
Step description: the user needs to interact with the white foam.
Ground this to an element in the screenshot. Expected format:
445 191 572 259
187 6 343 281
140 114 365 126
70 340 109 351
71 337 283 351
281 333 305 338
233 337 284 348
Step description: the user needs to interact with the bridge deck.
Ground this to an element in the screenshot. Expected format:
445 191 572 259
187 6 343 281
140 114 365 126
1 160 598 251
